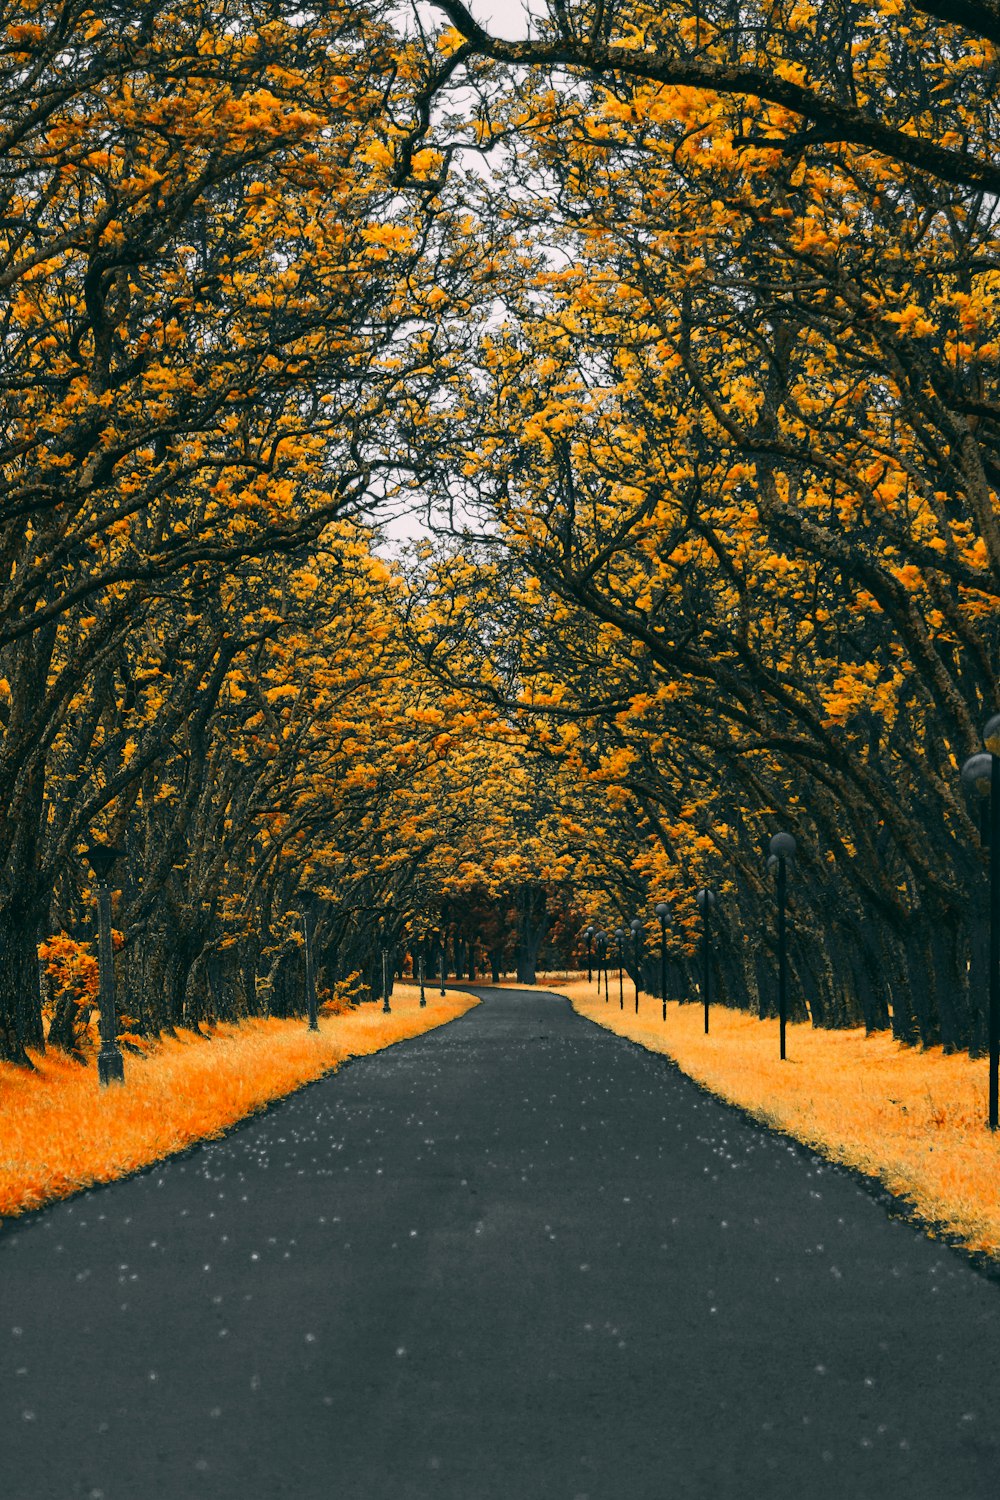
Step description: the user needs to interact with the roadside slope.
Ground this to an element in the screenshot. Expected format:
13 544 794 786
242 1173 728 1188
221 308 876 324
557 976 1000 1264
0 985 476 1217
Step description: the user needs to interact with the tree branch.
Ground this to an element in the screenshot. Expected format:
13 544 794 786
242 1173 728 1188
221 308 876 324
430 0 1000 195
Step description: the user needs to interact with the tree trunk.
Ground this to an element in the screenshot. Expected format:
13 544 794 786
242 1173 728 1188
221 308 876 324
901 923 941 1047
0 897 43 1063
883 930 920 1044
754 947 774 1020
966 912 989 1057
165 929 204 1029
926 915 967 1052
515 884 549 984
851 920 893 1033
242 939 264 1017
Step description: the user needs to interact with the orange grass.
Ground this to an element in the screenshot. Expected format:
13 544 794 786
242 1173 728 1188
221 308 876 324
0 985 476 1218
553 978 1000 1261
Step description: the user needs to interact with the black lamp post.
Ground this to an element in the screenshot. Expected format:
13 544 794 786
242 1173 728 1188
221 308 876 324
769 833 796 1060
584 924 595 984
299 890 319 1031
696 889 716 1034
654 902 670 1021
965 754 993 847
614 927 626 1009
417 937 427 1008
629 918 643 1013
84 843 126 1087
439 929 447 995
961 723 1000 1129
595 930 608 1001
379 912 392 1014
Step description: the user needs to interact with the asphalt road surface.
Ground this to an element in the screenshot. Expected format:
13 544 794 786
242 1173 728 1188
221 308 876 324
3 987 999 1499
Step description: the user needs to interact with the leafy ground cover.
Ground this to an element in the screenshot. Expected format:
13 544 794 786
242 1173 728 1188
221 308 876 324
0 986 476 1219
554 979 1000 1262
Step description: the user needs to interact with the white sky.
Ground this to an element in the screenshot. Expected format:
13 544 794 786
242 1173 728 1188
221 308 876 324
473 0 540 37
376 1 546 552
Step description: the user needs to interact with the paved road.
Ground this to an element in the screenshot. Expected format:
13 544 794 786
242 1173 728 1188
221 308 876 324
3 988 999 1499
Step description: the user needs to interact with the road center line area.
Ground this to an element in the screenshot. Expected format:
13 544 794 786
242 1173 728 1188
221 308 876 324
3 987 999 1500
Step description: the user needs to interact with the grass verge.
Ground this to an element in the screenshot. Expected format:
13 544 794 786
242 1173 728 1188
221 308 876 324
0 985 476 1218
552 977 1000 1262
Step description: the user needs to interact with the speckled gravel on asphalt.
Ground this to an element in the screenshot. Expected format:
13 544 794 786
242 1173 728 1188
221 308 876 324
2 987 999 1499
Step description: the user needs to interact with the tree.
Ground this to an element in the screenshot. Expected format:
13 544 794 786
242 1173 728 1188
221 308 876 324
396 5 1000 1048
428 0 1000 191
0 0 481 1059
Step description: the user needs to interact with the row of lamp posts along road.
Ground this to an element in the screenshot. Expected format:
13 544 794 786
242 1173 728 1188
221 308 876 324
80 716 999 1127
83 851 435 1089
582 711 1000 1133
582 831 794 1056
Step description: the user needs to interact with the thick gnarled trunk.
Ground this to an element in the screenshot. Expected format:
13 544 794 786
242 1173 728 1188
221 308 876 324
515 883 549 985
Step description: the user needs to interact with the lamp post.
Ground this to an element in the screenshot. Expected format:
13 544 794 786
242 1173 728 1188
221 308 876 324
418 938 427 1008
961 723 1000 1129
614 927 626 1009
769 833 796 1061
654 902 670 1021
629 918 643 1013
439 934 447 995
584 924 595 984
696 889 716 1035
299 890 319 1031
595 930 608 1001
84 843 126 1086
378 911 392 1014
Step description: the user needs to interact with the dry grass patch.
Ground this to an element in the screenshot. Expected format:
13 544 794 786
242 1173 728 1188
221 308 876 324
0 985 476 1218
552 978 1000 1261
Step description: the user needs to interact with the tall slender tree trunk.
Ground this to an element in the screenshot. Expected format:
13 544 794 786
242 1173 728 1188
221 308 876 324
754 947 774 1019
0 623 58 1061
966 912 989 1057
884 930 919 1044
928 915 967 1052
0 898 42 1063
842 919 891 1033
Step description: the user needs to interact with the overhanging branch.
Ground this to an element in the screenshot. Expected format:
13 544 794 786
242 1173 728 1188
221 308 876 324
431 0 1000 195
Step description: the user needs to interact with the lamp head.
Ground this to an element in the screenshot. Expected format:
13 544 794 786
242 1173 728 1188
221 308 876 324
769 831 797 860
85 842 124 883
962 751 994 798
696 888 716 911
614 926 625 941
654 901 670 921
629 918 643 934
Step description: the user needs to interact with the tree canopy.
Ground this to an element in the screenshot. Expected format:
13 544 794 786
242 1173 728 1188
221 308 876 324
2 0 999 1061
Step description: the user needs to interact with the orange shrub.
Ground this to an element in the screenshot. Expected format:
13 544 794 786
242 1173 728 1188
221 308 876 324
38 930 129 1052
